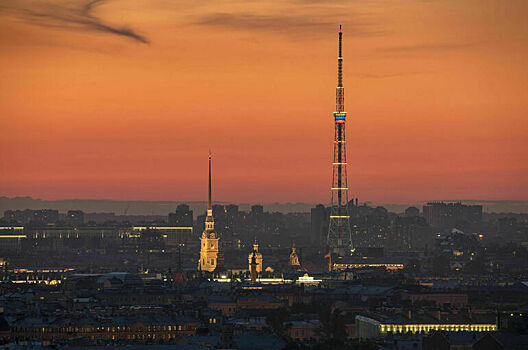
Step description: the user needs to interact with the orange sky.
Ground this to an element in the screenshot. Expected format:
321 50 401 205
0 0 527 204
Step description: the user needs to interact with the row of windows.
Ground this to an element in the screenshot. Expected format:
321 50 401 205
16 325 193 333
380 324 497 334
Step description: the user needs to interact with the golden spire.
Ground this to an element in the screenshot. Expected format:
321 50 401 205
208 150 212 212
205 151 214 233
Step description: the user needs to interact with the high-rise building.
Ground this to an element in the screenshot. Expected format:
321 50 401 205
310 204 328 247
327 25 353 255
423 202 483 230
225 204 239 234
198 152 222 272
212 204 227 232
251 205 264 216
31 209 59 225
168 204 193 227
212 204 224 217
388 216 433 251
3 209 59 225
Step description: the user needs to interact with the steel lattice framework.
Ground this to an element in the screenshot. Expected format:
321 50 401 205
327 26 352 254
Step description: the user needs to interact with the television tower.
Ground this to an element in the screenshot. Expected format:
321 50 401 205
327 25 352 255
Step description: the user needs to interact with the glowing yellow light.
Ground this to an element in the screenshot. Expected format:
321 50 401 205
133 226 192 231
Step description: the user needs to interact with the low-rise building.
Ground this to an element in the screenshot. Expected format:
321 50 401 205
356 312 497 339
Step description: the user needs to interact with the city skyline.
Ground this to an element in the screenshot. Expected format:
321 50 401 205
1 0 527 203
1 3 528 348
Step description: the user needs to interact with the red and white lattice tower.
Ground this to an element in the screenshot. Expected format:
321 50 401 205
327 25 352 255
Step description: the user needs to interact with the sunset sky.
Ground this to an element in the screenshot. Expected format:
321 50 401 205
0 0 527 204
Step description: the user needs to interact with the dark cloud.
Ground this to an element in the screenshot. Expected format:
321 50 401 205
196 13 330 33
194 12 387 39
0 0 148 43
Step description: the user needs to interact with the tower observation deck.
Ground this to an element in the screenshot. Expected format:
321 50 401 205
327 25 352 255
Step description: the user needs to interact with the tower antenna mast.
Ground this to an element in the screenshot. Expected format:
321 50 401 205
327 25 353 256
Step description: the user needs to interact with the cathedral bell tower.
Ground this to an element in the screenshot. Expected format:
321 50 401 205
289 242 301 268
248 238 263 273
198 152 221 272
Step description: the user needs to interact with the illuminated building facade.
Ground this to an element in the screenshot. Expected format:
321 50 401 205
332 261 404 271
248 239 263 273
327 25 352 255
289 243 301 268
356 315 497 339
0 227 26 253
11 318 199 342
198 152 221 272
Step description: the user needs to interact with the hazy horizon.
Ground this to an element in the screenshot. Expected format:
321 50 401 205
2 196 527 215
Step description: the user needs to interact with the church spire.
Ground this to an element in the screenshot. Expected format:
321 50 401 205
199 151 221 272
205 151 214 233
208 150 212 212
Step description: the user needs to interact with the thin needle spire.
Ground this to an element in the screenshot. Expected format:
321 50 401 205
208 151 212 211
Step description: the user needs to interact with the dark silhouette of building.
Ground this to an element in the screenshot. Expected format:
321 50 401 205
168 204 193 226
4 209 59 225
225 204 239 235
389 216 433 251
67 210 84 226
423 202 482 231
0 308 10 345
310 204 328 247
405 206 420 217
251 205 264 216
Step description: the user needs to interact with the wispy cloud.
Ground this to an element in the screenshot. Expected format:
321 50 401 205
0 0 148 43
194 12 387 39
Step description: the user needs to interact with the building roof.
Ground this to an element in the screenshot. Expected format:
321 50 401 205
208 295 235 304
234 332 286 350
